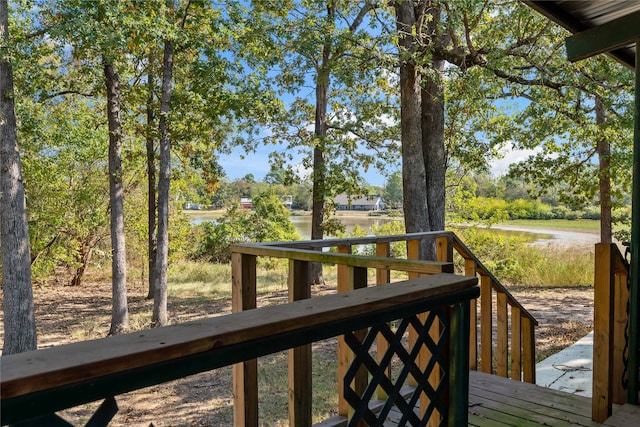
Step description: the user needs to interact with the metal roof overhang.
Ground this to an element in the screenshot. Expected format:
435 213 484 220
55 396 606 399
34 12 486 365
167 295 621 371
523 0 638 70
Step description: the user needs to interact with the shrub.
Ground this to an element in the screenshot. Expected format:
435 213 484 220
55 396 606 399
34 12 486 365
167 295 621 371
189 191 300 264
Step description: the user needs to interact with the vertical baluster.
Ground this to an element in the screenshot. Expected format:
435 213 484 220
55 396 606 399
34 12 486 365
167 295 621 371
511 306 522 381
465 258 478 370
522 316 536 384
232 252 258 427
337 245 351 417
436 235 453 263
496 291 508 377
288 259 311 427
480 274 492 374
375 242 391 401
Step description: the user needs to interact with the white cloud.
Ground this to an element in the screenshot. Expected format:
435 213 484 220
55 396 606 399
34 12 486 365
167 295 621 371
490 143 541 176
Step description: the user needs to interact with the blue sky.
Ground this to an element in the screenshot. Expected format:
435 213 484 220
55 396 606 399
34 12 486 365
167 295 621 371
218 144 394 187
217 142 537 187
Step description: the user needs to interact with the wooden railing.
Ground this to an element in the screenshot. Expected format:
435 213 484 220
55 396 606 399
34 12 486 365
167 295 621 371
592 243 629 422
231 230 538 426
0 273 478 427
450 234 538 383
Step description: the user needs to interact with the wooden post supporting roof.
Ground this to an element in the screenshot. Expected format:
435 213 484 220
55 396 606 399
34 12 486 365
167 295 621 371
563 12 640 404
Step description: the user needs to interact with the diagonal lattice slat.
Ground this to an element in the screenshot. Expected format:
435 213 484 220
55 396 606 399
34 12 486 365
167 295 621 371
344 308 450 427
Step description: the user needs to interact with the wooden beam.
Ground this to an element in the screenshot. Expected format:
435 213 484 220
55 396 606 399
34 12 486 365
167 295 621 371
565 10 640 62
234 244 453 275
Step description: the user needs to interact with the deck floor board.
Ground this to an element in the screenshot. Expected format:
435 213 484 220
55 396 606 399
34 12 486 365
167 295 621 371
316 371 640 426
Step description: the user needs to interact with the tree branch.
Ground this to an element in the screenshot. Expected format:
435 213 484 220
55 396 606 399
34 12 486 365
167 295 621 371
42 90 95 100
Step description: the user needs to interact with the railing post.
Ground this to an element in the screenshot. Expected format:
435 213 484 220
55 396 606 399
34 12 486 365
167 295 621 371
449 301 470 426
288 259 312 427
232 252 258 427
436 235 453 263
465 258 478 370
522 316 536 384
480 274 492 374
375 242 391 401
511 306 522 381
337 245 352 417
496 291 508 377
593 243 615 422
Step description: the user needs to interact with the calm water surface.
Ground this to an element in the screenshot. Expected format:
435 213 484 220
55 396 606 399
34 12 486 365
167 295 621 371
189 213 555 243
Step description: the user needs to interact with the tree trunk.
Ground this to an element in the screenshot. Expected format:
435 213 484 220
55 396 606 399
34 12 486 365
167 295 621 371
146 59 157 300
153 38 174 327
309 6 334 286
0 0 37 355
395 1 430 257
103 57 129 336
70 234 99 287
310 71 329 285
421 61 446 232
595 96 612 243
420 60 446 260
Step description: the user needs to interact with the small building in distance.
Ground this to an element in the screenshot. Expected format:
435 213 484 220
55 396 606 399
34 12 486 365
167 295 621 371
334 194 385 211
281 195 293 209
239 198 253 209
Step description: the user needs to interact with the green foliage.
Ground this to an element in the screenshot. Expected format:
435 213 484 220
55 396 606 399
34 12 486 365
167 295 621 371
383 170 403 209
19 97 110 280
189 190 300 264
455 227 593 287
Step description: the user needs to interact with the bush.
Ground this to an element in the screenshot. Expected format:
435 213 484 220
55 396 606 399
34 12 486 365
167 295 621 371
189 191 300 264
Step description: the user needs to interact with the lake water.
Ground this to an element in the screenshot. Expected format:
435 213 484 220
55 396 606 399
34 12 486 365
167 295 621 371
188 213 556 243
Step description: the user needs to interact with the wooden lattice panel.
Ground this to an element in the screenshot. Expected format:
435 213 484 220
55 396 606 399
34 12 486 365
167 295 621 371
343 309 449 426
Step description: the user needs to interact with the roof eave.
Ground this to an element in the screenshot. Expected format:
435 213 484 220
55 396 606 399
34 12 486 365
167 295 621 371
523 0 635 70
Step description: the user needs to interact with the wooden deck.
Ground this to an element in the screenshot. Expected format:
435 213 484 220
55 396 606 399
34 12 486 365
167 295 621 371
319 371 640 426
468 371 640 426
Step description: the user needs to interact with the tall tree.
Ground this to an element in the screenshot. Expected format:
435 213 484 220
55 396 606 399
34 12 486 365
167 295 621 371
247 1 397 283
393 0 633 252
394 1 430 257
103 56 129 335
146 55 158 300
0 0 37 354
152 35 174 327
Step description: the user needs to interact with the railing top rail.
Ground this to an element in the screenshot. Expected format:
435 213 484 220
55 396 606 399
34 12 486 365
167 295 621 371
241 231 455 250
452 234 539 326
232 244 453 274
1 273 478 425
